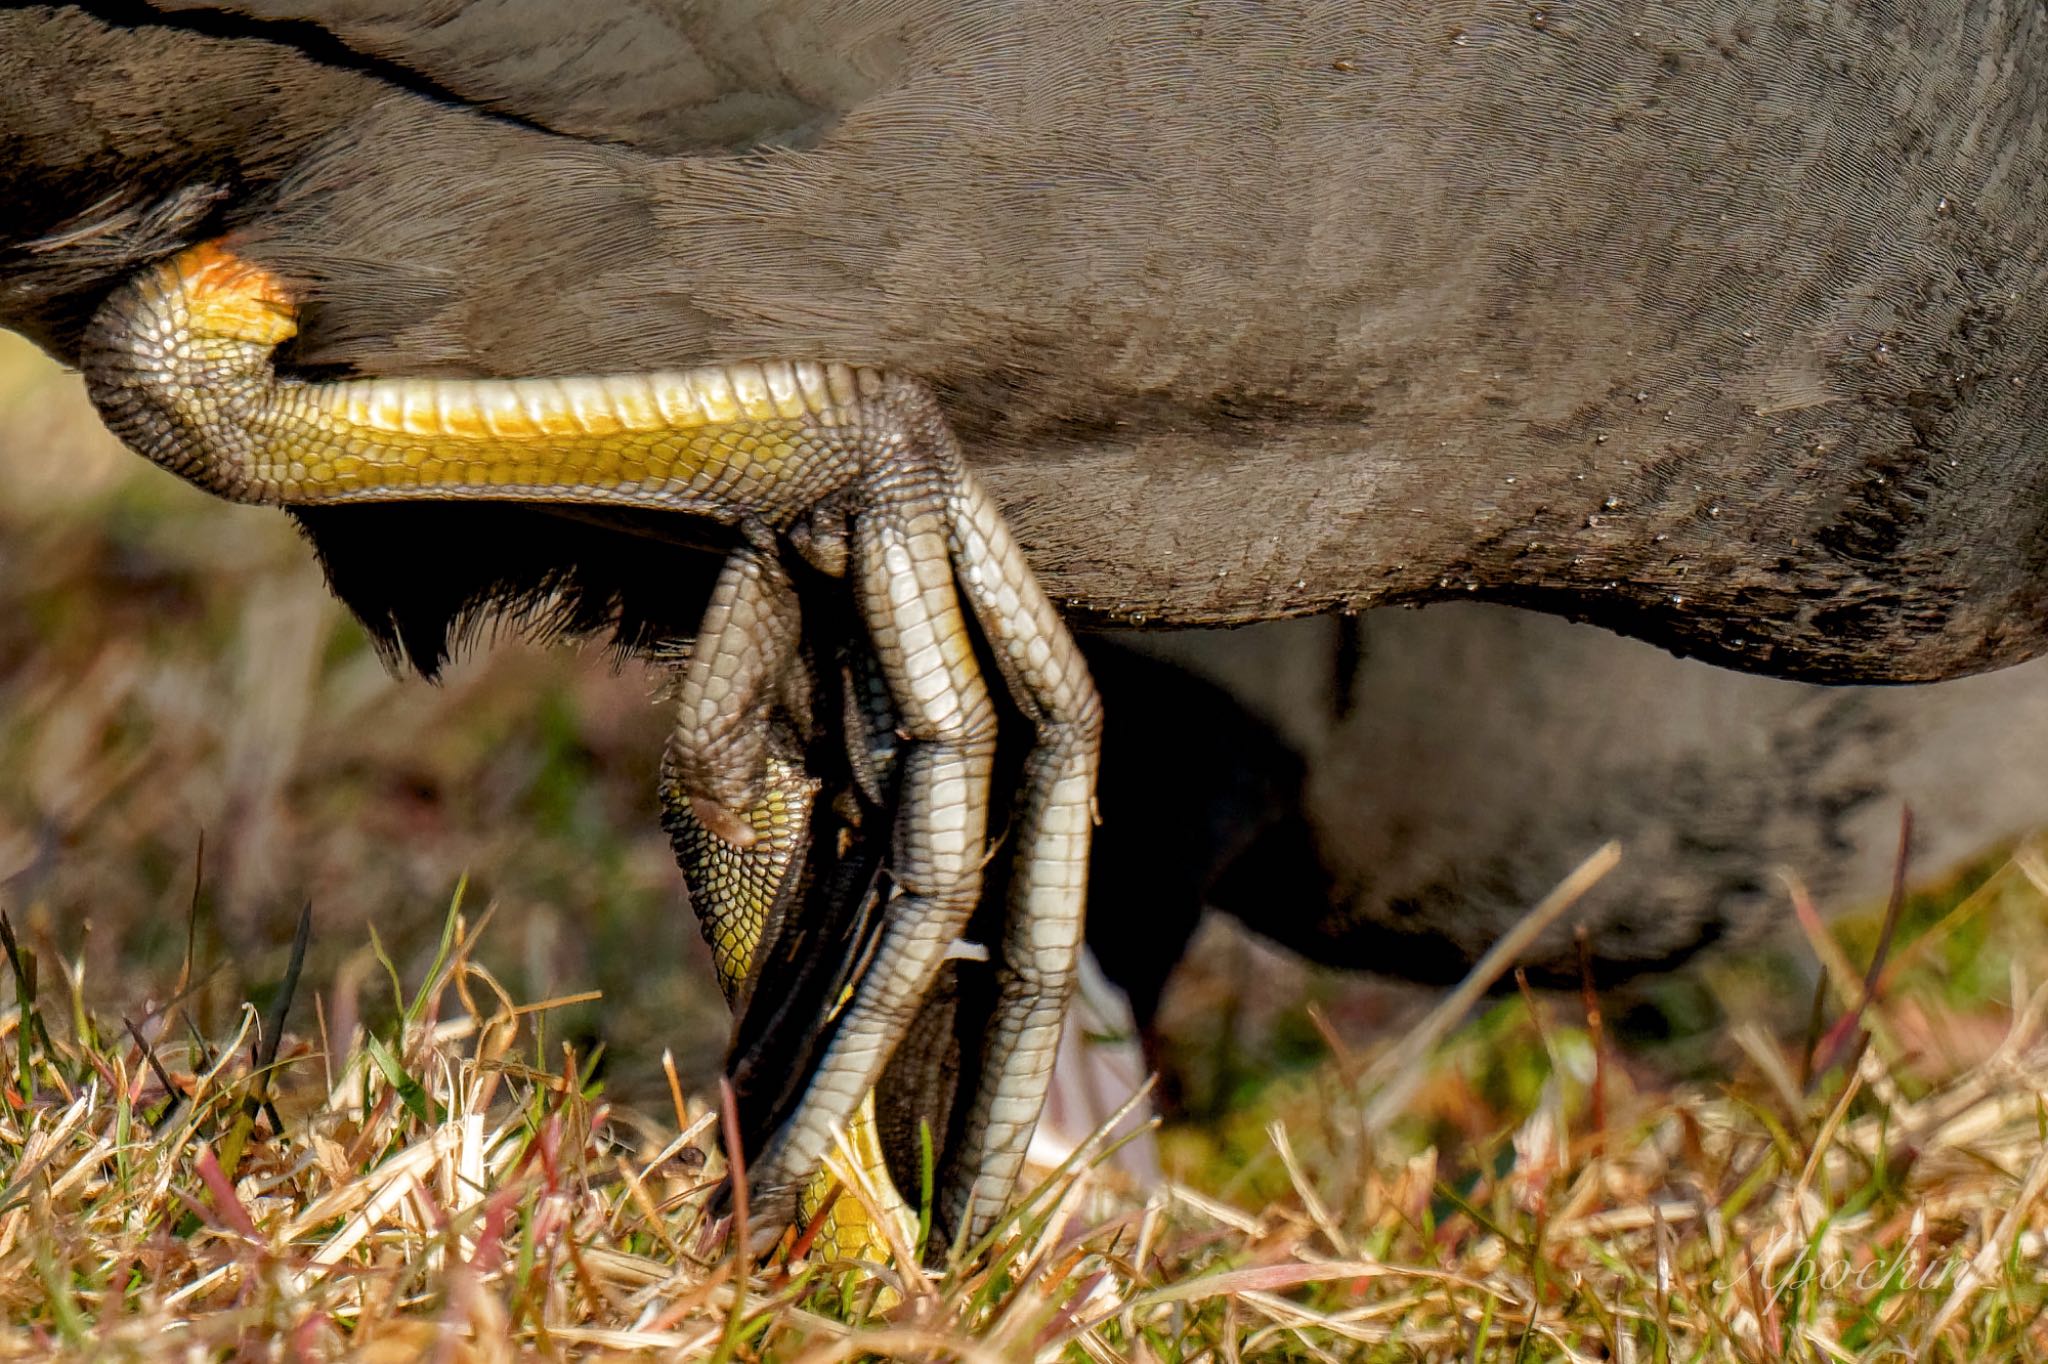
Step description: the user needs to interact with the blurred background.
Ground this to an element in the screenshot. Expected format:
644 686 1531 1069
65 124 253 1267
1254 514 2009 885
9 324 2048 1179
0 331 728 1086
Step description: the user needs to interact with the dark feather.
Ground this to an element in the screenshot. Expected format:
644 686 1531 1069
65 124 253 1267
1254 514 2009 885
290 503 734 677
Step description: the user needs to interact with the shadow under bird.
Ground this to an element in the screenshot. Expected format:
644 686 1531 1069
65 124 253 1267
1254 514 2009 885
1 0 2044 1250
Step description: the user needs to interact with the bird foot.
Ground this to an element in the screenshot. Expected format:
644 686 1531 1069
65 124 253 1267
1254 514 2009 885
85 239 1104 1245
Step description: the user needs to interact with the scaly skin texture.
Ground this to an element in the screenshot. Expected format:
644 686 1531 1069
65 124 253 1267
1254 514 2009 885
665 544 812 844
661 721 916 1268
82 240 1104 1243
657 537 914 1267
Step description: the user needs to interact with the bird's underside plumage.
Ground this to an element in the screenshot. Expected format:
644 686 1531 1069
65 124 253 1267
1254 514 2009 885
4 1 2046 683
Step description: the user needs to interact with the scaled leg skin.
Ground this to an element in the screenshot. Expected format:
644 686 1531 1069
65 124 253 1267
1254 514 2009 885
83 242 1103 1242
659 545 916 1265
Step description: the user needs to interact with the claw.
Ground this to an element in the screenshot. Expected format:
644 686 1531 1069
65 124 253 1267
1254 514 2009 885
689 795 759 851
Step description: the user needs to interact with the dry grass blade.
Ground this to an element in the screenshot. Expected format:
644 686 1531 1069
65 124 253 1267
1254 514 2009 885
1361 840 1620 1131
0 854 2043 1358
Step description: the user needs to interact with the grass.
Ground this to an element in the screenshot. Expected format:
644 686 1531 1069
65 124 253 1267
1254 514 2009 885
9 338 2048 1358
1 834 2047 1359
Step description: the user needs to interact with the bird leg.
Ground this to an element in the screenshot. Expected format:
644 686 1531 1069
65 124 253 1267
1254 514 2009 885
82 241 1103 1241
660 541 815 1005
659 543 916 1265
663 538 812 865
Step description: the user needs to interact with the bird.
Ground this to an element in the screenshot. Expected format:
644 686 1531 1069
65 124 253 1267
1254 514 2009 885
2 0 2044 1247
